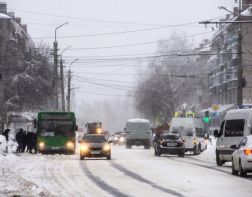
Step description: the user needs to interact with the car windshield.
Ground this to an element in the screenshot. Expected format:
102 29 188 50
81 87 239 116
82 135 107 143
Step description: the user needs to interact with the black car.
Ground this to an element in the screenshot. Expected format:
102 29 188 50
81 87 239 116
153 133 185 157
80 134 111 160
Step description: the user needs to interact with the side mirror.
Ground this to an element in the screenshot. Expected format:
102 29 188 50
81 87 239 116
230 145 237 149
33 119 37 129
213 130 219 137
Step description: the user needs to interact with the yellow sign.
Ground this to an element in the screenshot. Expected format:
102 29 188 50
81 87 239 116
212 104 220 112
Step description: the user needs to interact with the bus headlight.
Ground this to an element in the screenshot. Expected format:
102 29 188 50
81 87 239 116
80 144 89 152
39 142 45 149
66 141 74 149
103 144 110 152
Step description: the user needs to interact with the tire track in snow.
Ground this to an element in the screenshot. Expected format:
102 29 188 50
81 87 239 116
80 161 130 197
110 161 185 197
169 157 252 181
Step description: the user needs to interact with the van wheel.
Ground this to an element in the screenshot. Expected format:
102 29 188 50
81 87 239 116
239 159 247 177
216 150 224 166
232 159 238 175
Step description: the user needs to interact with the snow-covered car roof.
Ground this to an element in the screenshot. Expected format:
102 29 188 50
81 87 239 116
127 118 150 123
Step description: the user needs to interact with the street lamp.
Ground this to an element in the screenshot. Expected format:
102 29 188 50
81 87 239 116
53 22 68 110
67 58 79 112
55 22 69 42
59 45 72 111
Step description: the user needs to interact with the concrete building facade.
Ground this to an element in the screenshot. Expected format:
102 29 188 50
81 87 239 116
208 3 252 106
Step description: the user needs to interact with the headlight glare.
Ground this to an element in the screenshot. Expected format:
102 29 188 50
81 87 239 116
80 144 89 152
103 144 110 152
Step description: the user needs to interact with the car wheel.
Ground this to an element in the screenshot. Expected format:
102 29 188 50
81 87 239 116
239 159 247 177
232 158 238 175
80 155 84 160
216 150 224 166
156 148 161 156
107 154 111 160
154 147 157 156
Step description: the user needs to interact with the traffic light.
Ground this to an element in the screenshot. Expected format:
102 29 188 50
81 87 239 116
203 110 210 123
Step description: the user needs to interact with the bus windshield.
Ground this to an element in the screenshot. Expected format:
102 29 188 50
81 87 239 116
40 120 74 135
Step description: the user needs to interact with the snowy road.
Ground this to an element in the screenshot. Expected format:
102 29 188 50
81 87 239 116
1 144 252 197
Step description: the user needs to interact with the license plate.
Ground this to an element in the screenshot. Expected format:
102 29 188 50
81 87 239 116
51 147 60 150
167 142 177 146
91 151 100 154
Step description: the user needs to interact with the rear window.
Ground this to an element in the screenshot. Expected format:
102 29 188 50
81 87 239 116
167 135 180 140
224 119 245 137
82 135 106 143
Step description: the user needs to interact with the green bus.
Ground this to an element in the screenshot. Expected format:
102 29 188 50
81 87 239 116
35 112 78 154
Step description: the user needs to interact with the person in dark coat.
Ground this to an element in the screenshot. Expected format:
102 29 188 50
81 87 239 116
3 129 10 141
21 130 27 152
16 128 23 153
26 131 33 153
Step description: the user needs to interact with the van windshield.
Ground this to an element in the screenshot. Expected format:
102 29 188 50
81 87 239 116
224 119 245 137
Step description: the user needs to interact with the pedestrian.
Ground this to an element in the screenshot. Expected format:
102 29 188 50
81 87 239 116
3 129 10 141
26 131 33 153
32 131 38 154
21 130 27 152
16 128 23 153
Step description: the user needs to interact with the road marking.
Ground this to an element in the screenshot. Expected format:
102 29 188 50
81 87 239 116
110 161 185 197
80 161 130 197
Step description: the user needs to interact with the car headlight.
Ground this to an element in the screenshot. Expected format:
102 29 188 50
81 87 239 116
96 128 102 134
80 144 89 152
119 137 125 142
66 141 74 149
114 137 118 141
103 144 111 152
39 142 45 149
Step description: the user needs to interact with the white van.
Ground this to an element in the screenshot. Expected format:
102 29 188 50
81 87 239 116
169 117 207 154
214 109 252 166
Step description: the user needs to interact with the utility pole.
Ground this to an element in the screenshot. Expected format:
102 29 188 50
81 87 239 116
53 22 68 110
67 58 78 112
53 41 58 110
67 70 71 112
60 58 65 111
237 0 243 107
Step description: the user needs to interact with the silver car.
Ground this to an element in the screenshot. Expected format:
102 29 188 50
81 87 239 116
231 135 252 176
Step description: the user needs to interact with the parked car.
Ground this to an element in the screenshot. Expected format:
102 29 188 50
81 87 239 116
214 109 252 166
80 134 111 160
231 135 252 176
153 133 185 157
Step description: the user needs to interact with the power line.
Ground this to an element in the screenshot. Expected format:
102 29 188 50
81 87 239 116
9 8 176 26
31 22 201 39
9 8 226 27
64 31 212 50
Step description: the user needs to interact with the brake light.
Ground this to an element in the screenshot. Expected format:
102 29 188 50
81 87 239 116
244 149 252 155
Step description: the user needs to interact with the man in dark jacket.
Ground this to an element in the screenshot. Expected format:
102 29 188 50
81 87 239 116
16 128 23 153
3 129 10 141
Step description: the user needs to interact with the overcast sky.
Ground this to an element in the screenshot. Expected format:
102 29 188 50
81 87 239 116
6 0 235 107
